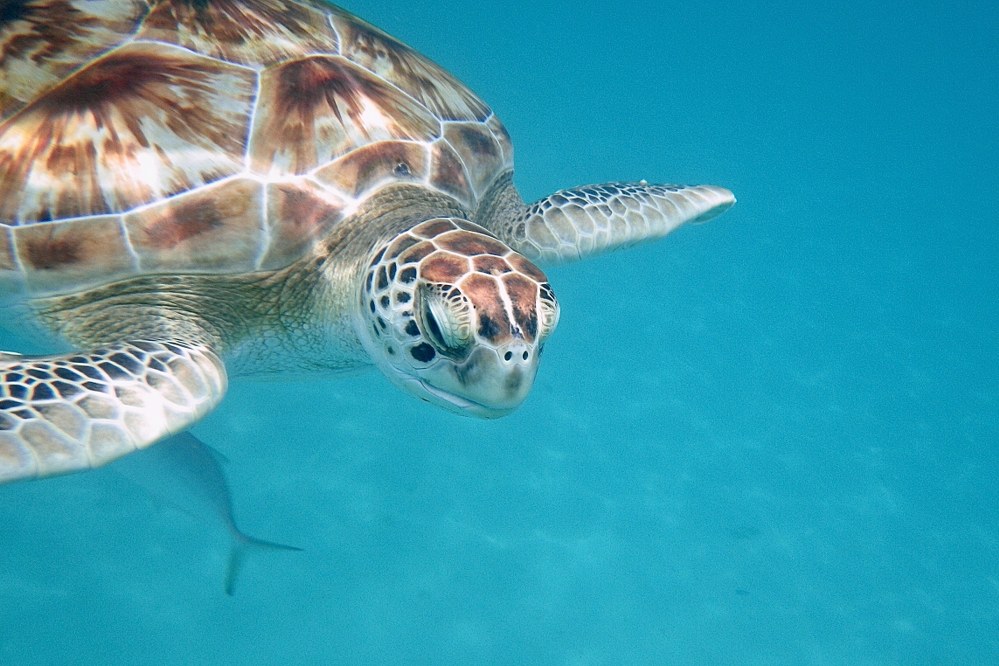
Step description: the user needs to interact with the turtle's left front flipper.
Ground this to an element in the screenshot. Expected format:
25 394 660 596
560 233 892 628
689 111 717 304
494 182 735 264
0 341 227 483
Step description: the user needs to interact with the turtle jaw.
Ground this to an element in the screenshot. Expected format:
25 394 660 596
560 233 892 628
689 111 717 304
392 345 539 419
404 377 516 419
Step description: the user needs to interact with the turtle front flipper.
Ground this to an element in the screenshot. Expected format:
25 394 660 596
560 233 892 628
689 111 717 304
0 341 226 483
495 182 735 264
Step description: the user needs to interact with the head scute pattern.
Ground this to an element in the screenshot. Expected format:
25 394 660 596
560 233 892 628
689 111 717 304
358 218 558 416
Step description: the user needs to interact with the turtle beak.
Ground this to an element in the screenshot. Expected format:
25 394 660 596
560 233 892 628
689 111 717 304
430 345 539 418
396 345 539 419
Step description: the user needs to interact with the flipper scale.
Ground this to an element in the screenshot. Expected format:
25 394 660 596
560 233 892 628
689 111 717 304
497 182 735 263
0 341 226 483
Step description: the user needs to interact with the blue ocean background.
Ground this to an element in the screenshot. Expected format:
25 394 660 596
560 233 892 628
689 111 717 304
1 1 996 663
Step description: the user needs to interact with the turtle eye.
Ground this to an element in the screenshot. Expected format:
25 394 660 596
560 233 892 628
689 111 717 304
419 286 473 357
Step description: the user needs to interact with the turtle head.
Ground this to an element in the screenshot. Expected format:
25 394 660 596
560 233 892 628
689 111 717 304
356 218 559 418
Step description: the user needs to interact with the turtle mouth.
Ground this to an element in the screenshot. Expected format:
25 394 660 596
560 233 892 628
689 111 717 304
399 374 512 419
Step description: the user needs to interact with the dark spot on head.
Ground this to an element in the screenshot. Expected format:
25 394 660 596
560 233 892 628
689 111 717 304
388 262 397 280
400 266 417 284
410 343 436 363
395 291 411 304
30 383 55 401
473 255 512 275
369 299 376 313
380 295 389 308
394 162 410 176
478 314 500 340
370 247 385 265
365 271 374 291
7 384 27 400
376 266 388 290
405 320 420 337
524 312 538 339
421 253 469 283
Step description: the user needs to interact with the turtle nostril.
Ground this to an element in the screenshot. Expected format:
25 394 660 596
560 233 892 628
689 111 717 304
504 351 513 361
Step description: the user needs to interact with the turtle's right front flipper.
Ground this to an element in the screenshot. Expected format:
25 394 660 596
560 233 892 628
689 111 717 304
0 341 226 483
494 182 735 264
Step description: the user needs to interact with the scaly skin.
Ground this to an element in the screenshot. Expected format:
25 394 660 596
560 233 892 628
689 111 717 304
0 341 225 482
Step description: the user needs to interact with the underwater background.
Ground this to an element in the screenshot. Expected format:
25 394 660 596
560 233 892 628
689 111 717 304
1 0 996 663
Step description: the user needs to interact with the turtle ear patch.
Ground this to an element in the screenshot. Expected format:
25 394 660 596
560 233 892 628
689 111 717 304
472 255 512 275
362 247 422 350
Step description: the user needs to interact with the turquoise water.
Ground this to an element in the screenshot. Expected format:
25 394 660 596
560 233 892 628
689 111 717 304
2 1 997 663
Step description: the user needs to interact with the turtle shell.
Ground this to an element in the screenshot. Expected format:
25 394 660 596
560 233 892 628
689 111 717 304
0 0 514 298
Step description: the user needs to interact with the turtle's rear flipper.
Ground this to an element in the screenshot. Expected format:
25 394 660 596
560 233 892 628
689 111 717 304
0 341 227 483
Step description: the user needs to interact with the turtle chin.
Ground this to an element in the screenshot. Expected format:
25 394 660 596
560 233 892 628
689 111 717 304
398 347 538 419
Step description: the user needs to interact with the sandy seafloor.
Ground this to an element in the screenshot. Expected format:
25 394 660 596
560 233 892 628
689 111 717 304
1 1 996 663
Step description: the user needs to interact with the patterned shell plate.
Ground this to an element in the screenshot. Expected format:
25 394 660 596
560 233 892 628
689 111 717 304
0 0 514 298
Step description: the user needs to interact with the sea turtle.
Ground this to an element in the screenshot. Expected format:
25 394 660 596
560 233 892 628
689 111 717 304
0 0 734 483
